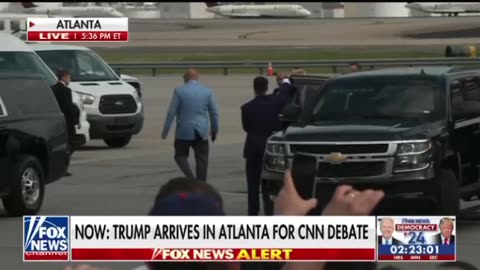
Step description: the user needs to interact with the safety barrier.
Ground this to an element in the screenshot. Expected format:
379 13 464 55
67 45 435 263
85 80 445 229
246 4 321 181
109 57 480 76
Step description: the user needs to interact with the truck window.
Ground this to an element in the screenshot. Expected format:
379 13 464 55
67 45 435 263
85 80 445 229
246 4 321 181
293 80 326 108
0 21 4 31
10 20 20 31
36 50 118 82
76 50 108 78
452 76 480 117
35 50 74 74
307 76 442 121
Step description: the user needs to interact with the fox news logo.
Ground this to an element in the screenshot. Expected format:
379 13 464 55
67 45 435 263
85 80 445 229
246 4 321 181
23 216 69 261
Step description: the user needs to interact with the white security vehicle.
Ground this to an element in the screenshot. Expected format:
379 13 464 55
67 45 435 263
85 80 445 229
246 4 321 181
0 33 90 147
31 44 144 148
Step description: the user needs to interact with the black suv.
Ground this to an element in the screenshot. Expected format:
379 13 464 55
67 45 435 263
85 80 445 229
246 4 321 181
0 73 70 216
261 67 480 216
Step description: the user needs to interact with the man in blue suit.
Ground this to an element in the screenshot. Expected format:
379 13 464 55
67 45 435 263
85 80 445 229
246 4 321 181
241 76 288 216
161 69 219 182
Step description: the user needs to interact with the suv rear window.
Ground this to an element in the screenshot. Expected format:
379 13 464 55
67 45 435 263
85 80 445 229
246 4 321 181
0 77 58 114
0 52 57 86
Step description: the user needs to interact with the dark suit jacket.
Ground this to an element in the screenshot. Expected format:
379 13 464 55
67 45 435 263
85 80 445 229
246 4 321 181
241 95 284 159
378 236 403 245
273 82 297 107
434 233 455 245
51 82 77 137
273 82 298 129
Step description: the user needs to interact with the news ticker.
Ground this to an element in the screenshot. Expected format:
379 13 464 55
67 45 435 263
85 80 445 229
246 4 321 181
23 216 456 262
26 18 128 42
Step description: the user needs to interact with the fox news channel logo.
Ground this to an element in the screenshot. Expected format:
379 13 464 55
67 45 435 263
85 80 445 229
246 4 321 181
376 216 456 262
23 216 69 261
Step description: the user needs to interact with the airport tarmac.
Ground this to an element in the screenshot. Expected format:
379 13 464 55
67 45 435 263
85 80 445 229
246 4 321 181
82 17 480 50
1 76 479 270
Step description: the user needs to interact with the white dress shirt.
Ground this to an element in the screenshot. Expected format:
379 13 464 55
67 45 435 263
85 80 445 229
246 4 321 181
382 237 393 245
441 235 451 245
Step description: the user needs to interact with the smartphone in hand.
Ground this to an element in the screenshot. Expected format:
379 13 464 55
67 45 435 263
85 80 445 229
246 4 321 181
291 153 317 200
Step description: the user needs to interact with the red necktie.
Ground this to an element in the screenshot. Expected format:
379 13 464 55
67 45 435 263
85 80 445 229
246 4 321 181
444 238 449 245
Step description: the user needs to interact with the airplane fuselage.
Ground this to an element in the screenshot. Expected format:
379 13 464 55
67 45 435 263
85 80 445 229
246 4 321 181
206 4 311 18
23 6 124 17
406 2 480 15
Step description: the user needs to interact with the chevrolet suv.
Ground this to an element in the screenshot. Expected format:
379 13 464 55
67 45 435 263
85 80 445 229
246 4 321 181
261 67 480 216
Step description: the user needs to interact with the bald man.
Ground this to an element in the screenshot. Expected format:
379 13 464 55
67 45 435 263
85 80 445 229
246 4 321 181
161 69 219 182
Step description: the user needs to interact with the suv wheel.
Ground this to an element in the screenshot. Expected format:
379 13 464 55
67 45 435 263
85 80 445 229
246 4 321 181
2 155 45 217
433 169 460 215
104 136 132 148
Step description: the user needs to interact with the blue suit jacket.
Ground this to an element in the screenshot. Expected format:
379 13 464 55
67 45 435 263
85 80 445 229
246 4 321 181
162 80 219 141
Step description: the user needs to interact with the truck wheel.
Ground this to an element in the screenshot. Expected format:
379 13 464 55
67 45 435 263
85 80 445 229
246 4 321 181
104 136 131 148
2 155 45 217
433 169 460 215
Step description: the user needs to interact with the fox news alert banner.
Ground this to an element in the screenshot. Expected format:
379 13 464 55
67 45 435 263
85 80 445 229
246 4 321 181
376 216 456 262
27 17 128 42
23 216 376 262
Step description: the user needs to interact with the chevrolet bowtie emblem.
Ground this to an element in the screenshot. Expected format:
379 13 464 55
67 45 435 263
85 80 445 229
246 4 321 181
325 152 348 164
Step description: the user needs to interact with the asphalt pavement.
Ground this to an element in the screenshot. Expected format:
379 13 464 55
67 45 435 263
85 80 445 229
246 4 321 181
1 76 479 270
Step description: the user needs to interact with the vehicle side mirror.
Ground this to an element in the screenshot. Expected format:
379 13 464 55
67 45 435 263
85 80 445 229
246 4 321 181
279 103 301 122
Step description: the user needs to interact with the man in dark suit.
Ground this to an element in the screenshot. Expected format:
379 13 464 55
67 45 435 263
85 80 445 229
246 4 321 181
241 77 283 216
378 218 403 245
272 71 299 133
433 218 456 245
51 70 78 176
273 71 297 105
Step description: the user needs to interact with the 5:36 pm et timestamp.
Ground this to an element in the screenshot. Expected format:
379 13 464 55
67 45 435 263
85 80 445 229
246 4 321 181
78 32 124 41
